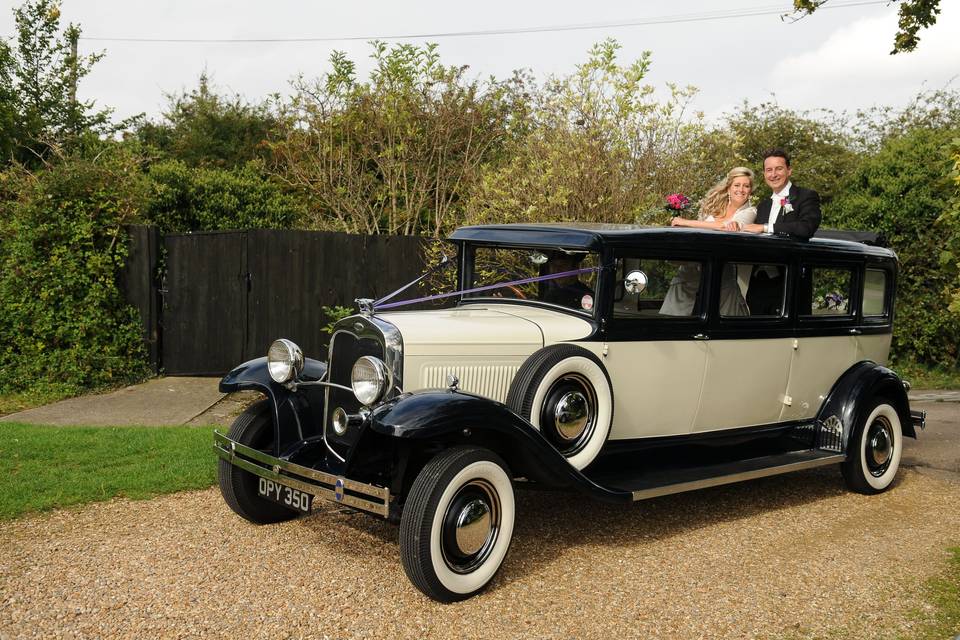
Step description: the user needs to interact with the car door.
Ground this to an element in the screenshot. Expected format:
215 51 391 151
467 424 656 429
604 254 709 439
692 260 795 432
781 262 861 423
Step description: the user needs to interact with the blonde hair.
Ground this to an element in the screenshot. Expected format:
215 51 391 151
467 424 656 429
698 167 755 220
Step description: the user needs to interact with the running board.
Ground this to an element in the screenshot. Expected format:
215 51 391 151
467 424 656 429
587 450 845 502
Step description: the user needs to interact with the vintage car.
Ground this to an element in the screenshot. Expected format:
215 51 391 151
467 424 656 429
214 223 925 602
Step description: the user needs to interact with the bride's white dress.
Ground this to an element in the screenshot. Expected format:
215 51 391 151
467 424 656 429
659 206 755 317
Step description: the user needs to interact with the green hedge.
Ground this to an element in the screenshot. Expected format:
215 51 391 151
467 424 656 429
144 159 303 233
0 147 149 394
829 126 960 367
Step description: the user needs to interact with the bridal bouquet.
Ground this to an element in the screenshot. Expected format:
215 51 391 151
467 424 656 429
664 193 691 215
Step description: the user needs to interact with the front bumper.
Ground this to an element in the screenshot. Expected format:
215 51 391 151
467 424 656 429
213 431 391 518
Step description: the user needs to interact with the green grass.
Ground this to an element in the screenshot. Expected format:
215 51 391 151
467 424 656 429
891 360 960 390
0 423 217 520
0 386 75 417
905 547 960 639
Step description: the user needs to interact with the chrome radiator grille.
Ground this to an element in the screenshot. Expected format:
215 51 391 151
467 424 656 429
324 329 385 459
421 365 519 403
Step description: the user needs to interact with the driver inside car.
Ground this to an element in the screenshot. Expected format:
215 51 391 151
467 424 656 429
541 251 593 311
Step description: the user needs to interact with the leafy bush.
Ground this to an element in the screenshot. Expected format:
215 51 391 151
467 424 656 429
134 73 279 169
0 145 149 393
830 126 960 367
144 158 304 232
720 102 858 205
465 40 730 228
271 41 523 237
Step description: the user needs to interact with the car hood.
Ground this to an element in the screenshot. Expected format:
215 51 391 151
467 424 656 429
378 304 594 356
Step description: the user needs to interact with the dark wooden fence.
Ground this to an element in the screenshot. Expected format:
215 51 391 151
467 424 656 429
122 227 434 376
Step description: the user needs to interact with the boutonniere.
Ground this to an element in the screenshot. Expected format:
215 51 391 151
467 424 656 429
780 197 794 214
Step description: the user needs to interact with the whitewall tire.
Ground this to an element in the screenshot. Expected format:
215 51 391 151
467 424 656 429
506 345 613 470
400 447 515 602
842 399 903 494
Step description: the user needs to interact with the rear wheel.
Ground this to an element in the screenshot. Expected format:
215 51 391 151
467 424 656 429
842 398 903 494
399 447 515 602
218 400 298 524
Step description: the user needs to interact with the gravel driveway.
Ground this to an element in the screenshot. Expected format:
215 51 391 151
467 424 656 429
2 465 959 640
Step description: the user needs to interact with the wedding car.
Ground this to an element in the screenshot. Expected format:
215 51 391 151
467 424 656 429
214 223 925 602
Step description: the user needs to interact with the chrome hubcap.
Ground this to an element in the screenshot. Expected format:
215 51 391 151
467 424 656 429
865 416 894 477
870 430 891 466
441 480 500 574
554 391 589 441
540 373 597 456
454 499 492 556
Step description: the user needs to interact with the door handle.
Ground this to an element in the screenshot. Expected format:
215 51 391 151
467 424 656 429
849 329 862 335
692 333 709 340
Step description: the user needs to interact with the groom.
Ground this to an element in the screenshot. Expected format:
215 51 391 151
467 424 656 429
742 147 821 239
741 148 822 315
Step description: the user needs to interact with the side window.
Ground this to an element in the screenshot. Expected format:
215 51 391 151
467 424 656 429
733 263 787 317
614 258 703 319
862 269 888 317
799 266 854 317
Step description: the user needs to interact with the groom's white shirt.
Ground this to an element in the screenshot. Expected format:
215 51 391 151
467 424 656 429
765 181 793 234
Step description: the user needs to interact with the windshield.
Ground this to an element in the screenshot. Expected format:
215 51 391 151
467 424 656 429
464 246 600 315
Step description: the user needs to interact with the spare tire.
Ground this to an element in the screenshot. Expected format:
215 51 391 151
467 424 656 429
506 344 613 470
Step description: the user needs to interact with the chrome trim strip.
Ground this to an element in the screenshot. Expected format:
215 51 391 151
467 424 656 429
294 380 353 393
214 431 390 517
630 453 845 501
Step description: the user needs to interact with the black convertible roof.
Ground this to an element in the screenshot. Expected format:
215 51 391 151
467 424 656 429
448 223 894 259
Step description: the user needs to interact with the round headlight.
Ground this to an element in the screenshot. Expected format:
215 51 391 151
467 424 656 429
351 356 390 405
267 339 304 383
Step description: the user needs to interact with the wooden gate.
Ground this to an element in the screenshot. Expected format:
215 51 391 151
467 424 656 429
159 229 432 375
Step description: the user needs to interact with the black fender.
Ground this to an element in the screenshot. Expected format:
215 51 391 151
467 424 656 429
368 389 632 503
219 357 328 456
815 361 916 454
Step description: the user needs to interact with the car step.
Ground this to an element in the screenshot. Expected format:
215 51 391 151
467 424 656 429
587 450 845 501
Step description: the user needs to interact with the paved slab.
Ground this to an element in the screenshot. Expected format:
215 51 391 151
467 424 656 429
0 377 224 427
908 389 960 403
903 396 960 477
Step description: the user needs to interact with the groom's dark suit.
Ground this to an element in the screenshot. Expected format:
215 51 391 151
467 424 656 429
753 184 821 240
746 184 822 315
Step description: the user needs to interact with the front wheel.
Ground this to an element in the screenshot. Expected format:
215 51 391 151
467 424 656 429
842 398 903 494
218 400 298 524
399 447 515 602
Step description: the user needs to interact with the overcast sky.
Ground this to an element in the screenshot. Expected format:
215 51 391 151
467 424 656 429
2 0 958 123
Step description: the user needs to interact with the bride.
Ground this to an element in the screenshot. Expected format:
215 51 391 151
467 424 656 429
661 167 756 317
670 167 757 231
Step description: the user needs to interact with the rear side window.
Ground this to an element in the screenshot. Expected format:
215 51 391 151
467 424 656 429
725 262 785 318
862 269 889 317
799 266 854 317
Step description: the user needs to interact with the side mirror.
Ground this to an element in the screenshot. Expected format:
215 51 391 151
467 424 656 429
624 270 648 295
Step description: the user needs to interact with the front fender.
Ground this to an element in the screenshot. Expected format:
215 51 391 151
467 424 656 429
219 357 328 456
368 390 631 503
816 361 915 452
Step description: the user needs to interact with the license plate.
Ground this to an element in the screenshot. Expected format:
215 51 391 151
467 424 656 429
257 478 313 513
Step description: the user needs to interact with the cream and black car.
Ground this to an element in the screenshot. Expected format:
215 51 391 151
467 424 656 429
214 223 925 602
